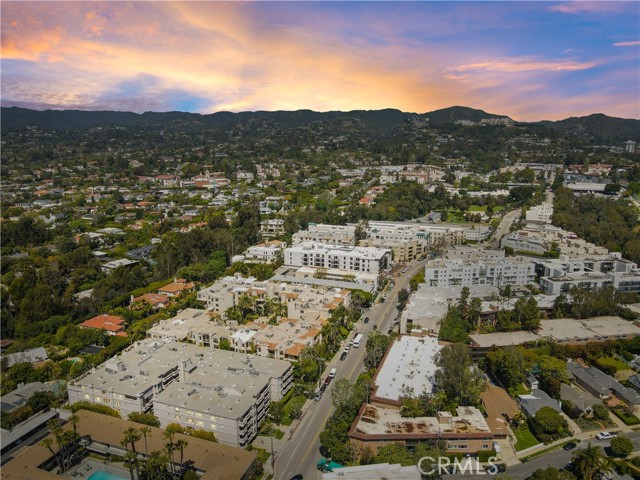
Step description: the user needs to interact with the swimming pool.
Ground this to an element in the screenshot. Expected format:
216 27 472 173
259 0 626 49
87 471 129 480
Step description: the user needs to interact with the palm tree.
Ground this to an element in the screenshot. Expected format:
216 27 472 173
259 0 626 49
68 413 80 438
163 424 181 478
139 426 151 456
123 427 142 454
165 442 177 479
141 450 169 480
48 419 67 473
175 438 188 476
42 437 61 473
572 443 611 480
237 293 255 317
121 447 136 480
121 427 142 478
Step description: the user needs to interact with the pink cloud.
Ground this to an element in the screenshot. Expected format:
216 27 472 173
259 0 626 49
445 58 600 77
614 40 640 47
548 2 630 14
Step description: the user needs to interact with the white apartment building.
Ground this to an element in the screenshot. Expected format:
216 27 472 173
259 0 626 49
285 242 391 275
196 274 350 320
292 224 355 246
292 221 465 261
146 306 328 361
425 247 535 287
534 254 640 295
259 219 285 240
501 232 548 255
68 339 292 448
526 203 554 224
243 240 286 263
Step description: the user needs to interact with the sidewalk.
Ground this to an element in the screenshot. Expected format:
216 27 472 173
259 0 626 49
508 414 638 464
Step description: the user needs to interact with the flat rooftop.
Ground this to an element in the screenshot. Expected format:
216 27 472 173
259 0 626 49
402 284 498 332
470 331 540 349
287 241 391 259
373 336 441 402
538 316 640 342
71 339 290 402
352 404 491 437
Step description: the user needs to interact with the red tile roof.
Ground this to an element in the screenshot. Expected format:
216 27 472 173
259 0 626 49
79 314 125 333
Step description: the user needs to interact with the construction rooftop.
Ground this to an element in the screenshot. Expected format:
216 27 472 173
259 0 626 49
353 404 491 437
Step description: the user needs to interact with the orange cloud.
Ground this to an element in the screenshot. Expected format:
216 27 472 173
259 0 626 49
1 2 637 120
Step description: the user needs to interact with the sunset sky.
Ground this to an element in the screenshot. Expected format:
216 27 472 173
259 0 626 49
1 1 639 121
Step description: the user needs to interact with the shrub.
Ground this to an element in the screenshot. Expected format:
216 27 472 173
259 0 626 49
591 403 609 421
128 412 160 427
70 401 120 418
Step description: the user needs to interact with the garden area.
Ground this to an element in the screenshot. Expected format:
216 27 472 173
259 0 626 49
512 425 540 451
268 389 307 427
610 405 640 426
575 415 617 431
597 357 631 373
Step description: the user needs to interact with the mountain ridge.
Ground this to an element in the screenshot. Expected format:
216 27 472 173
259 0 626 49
2 105 638 142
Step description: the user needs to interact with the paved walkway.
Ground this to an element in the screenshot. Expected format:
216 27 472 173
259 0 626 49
505 414 638 465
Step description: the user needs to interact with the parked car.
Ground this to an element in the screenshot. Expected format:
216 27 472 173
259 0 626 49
563 442 577 451
485 464 506 474
340 351 347 361
319 445 330 458
372 325 377 330
314 390 323 402
596 432 618 440
290 475 304 480
364 317 369 323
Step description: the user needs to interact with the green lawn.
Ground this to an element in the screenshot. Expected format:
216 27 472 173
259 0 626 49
512 383 531 396
598 357 631 372
513 426 540 451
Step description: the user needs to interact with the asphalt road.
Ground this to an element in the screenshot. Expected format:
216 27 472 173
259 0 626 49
448 431 640 480
488 208 521 248
273 258 430 480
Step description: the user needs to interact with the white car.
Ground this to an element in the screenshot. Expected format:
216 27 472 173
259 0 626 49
595 432 617 440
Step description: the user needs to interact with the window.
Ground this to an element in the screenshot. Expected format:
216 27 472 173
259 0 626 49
175 415 181 420
174 407 180 412
95 396 102 403
187 418 193 424
197 421 203 426
84 394 90 400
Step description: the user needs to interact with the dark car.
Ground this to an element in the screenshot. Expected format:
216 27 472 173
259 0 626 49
290 475 303 480
340 352 347 361
485 464 506 474
563 442 577 451
364 317 370 323
319 445 330 457
372 325 378 330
